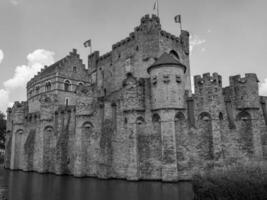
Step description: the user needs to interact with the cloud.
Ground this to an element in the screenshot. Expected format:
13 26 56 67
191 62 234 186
0 49 55 113
0 50 4 65
190 35 206 53
260 78 267 96
4 49 55 90
0 89 9 113
10 0 19 6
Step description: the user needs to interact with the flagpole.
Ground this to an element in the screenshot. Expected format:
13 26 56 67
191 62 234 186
157 0 159 17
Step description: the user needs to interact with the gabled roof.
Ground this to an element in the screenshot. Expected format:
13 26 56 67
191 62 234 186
147 53 186 73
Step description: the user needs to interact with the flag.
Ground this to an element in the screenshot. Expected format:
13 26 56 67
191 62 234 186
153 0 158 10
83 40 91 48
174 15 181 23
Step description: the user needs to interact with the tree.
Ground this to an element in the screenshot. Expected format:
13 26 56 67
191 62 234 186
0 112 6 149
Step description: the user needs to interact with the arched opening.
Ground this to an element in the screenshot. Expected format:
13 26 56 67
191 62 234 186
35 86 40 94
64 80 71 91
219 112 224 120
45 82 52 91
262 134 267 159
175 112 187 164
15 129 24 135
78 82 84 87
169 50 180 61
151 113 162 176
43 126 54 172
73 66 77 72
198 112 213 160
236 111 253 155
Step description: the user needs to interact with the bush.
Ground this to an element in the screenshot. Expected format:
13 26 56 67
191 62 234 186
193 160 267 200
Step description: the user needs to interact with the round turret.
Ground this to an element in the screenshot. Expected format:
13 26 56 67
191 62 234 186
147 53 187 110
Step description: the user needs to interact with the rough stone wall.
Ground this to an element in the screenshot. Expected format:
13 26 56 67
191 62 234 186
5 15 267 182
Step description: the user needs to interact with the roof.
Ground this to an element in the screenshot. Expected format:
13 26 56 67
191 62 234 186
147 53 186 73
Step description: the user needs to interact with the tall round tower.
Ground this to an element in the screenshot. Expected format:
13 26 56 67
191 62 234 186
147 52 187 181
147 52 187 110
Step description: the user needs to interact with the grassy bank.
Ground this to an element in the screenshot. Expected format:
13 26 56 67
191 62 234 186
193 160 267 200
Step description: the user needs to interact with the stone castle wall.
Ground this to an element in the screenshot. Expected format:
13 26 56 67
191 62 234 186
4 14 267 182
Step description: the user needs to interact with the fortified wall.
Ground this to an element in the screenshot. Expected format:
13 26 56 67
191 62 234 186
4 14 267 182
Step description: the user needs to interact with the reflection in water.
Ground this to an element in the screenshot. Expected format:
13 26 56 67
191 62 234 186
2 169 194 200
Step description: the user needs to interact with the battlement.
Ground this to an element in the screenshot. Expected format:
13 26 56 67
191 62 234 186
141 14 160 25
134 14 161 33
12 101 27 110
229 73 259 86
229 73 260 109
112 32 135 50
160 30 180 43
194 72 222 88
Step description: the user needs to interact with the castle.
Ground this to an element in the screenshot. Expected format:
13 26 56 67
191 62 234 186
4 14 267 182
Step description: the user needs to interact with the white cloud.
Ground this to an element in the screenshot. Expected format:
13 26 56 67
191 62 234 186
0 49 55 113
0 89 9 113
0 50 4 65
10 0 19 6
4 49 55 90
190 35 206 53
260 78 267 96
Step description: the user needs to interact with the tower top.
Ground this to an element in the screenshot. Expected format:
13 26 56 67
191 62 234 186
147 53 186 73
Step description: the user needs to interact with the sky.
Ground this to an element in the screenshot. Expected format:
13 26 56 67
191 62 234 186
0 0 267 113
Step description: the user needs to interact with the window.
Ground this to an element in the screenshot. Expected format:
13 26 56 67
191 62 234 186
64 80 71 91
45 82 51 91
35 86 40 94
176 75 182 83
78 82 84 86
169 50 179 60
65 98 69 106
163 74 170 83
125 58 131 73
152 76 157 85
73 66 77 72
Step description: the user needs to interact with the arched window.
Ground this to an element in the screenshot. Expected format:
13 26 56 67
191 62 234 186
175 112 186 121
64 80 71 91
136 116 145 125
15 129 24 135
236 111 253 155
73 66 77 72
35 86 40 94
219 112 224 120
44 126 53 133
169 50 180 60
78 82 84 86
199 112 211 121
198 112 213 160
45 82 52 91
82 122 93 130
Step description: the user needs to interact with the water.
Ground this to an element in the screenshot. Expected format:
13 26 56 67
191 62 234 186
0 168 194 200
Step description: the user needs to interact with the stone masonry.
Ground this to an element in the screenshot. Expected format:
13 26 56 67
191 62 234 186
4 14 267 182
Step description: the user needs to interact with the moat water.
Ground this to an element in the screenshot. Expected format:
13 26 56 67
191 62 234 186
0 168 194 200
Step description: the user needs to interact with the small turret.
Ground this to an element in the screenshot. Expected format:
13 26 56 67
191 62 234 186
229 73 260 109
12 101 27 125
148 53 187 110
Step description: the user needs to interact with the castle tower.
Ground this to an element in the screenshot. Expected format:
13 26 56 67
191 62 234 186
194 73 225 160
229 74 263 158
147 52 187 181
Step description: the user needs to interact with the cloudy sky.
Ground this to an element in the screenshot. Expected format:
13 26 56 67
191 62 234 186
0 0 267 113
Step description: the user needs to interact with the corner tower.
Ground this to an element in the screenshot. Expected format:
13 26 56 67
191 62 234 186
147 52 187 181
147 52 187 110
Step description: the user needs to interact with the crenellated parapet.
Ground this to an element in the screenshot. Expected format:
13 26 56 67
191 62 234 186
229 73 260 109
11 101 28 125
112 32 136 50
194 73 222 95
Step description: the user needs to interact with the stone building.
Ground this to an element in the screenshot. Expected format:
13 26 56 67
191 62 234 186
4 14 267 182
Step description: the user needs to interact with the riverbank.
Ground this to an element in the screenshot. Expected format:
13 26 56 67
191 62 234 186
192 160 267 200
